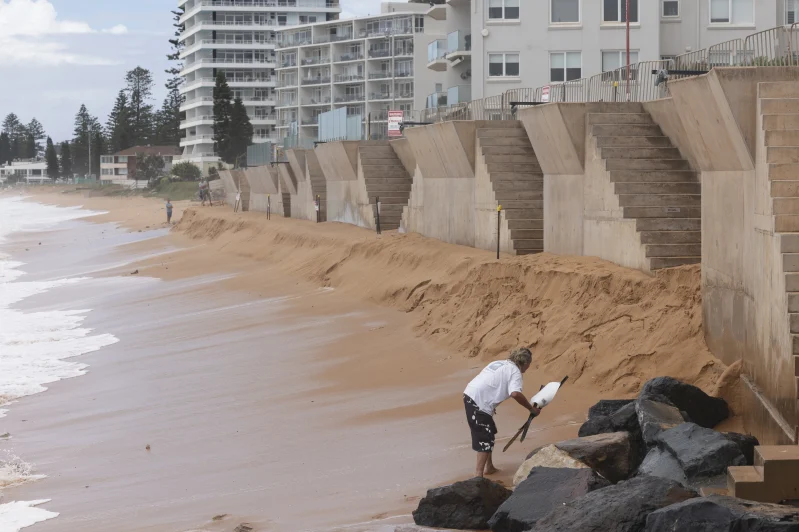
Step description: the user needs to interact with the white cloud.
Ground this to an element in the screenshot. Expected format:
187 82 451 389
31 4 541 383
0 0 127 66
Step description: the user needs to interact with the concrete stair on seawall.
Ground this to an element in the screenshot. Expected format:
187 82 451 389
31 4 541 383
478 123 543 255
590 107 701 270
728 445 799 504
359 144 412 231
759 80 799 408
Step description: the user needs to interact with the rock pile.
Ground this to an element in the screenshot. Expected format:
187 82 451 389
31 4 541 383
410 377 786 532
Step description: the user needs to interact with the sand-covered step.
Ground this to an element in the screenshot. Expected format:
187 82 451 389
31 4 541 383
761 99 799 114
640 231 701 244
649 257 701 269
610 170 697 183
606 159 691 171
602 147 682 160
645 244 701 258
765 130 799 147
762 115 799 131
507 219 543 230
615 182 701 195
479 137 533 147
511 229 543 240
592 124 662 137
636 218 701 231
759 82 799 99
776 216 799 232
624 206 701 218
771 181 799 197
482 146 536 156
484 154 538 164
618 194 700 207
767 147 799 164
513 239 543 251
587 113 654 125
595 136 672 148
477 128 528 138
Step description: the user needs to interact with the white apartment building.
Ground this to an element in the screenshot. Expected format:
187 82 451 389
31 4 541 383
274 2 456 141
0 160 51 184
434 0 785 101
177 0 342 166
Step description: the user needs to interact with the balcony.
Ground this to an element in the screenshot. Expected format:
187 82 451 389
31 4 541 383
369 92 392 101
368 48 392 59
277 100 298 107
278 59 298 69
395 90 414 100
180 38 277 58
180 1 341 24
277 78 299 88
252 134 281 143
394 69 414 79
180 134 215 146
394 45 414 57
426 91 447 108
301 117 319 126
252 114 277 124
180 96 214 110
180 115 215 128
334 74 365 83
301 76 331 85
335 94 364 103
338 52 364 62
227 77 276 87
427 40 447 71
303 97 332 106
447 31 471 64
368 71 391 80
426 2 447 20
447 85 471 105
301 56 330 66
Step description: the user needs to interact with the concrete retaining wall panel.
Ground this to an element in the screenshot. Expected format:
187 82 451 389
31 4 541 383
390 138 416 177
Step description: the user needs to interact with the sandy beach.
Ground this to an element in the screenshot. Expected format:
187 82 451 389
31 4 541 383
0 188 734 531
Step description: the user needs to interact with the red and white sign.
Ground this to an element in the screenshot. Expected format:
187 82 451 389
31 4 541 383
388 110 404 137
541 85 550 103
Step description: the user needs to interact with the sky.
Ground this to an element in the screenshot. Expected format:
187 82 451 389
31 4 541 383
0 0 384 143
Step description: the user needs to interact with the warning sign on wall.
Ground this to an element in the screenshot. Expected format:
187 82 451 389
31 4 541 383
388 110 404 137
541 86 550 103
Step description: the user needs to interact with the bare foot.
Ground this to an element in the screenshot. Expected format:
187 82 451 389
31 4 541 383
484 466 500 476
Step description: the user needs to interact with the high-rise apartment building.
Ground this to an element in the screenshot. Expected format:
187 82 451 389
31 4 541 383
434 0 786 101
177 0 342 167
274 2 453 142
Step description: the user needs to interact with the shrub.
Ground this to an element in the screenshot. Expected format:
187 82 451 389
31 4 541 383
171 161 202 181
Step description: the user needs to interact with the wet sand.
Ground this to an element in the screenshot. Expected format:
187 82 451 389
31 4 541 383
1 195 597 531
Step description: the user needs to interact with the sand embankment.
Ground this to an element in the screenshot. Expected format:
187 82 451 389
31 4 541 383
174 207 723 397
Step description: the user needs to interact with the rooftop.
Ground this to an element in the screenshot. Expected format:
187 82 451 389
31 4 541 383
114 146 183 157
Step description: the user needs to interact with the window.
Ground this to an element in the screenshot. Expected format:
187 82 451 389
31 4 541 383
488 0 519 20
789 0 797 24
551 0 580 23
415 15 424 32
117 156 128 163
277 14 287 26
662 0 679 17
710 0 754 24
602 50 639 71
488 53 520 77
299 15 317 24
603 0 638 22
550 52 581 82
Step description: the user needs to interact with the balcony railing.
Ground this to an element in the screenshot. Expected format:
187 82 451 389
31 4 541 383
301 76 331 85
426 91 447 108
394 70 414 78
301 117 319 125
301 56 330 65
280 59 298 68
277 78 299 87
305 97 332 105
181 0 340 22
428 39 447 63
334 74 364 83
335 94 364 103
369 92 391 100
368 48 391 59
447 85 472 105
226 76 276 84
447 31 472 55
338 52 364 62
182 96 214 106
368 71 391 80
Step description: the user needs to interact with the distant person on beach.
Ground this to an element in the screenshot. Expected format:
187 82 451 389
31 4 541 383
165 199 173 224
199 181 208 205
463 348 539 478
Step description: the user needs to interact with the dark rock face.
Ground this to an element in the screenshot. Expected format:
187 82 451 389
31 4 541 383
638 448 688 485
488 467 610 532
656 423 746 478
722 432 759 466
641 376 729 428
635 398 685 446
554 432 635 483
588 399 635 419
645 494 799 532
412 477 511 530
530 475 698 532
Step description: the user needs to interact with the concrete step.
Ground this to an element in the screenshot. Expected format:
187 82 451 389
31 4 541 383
368 185 412 194
494 180 544 192
511 229 544 240
640 231 702 244
507 219 543 230
482 146 536 156
636 218 701 231
789 294 799 313
513 239 544 250
781 233 799 253
767 147 799 164
769 163 799 180
649 257 702 269
727 466 764 501
500 200 544 209
784 253 799 272
787 274 799 293
592 124 662 137
484 154 539 164
503 208 543 220
494 190 543 201
765 130 799 147
645 244 701 258
773 198 799 214
759 82 799 99
771 181 799 197
618 194 701 207
624 206 701 219
610 170 698 183
489 171 544 180
478 137 533 147
762 114 799 131
753 446 799 488
359 145 394 154
602 147 683 160
595 136 672 148
605 158 691 171
361 165 408 177
477 128 528 138
373 196 410 205
615 182 701 195
516 249 544 256
776 215 799 232
587 113 654 125
761 98 799 114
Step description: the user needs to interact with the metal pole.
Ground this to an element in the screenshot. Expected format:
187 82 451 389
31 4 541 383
375 196 381 235
497 204 502 260
267 194 271 220
87 124 92 180
316 194 320 223
626 0 631 101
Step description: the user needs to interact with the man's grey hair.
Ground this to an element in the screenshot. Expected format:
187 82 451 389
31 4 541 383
508 347 532 368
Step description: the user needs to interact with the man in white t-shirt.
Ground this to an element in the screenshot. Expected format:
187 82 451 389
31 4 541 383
463 347 539 477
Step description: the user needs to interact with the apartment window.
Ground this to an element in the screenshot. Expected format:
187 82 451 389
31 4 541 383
710 0 754 24
662 0 679 17
789 0 797 24
488 53 520 77
415 15 424 32
550 52 581 82
117 156 128 163
602 50 639 71
299 15 317 24
603 0 638 22
278 14 287 26
551 0 580 23
488 0 520 20
399 103 412 112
